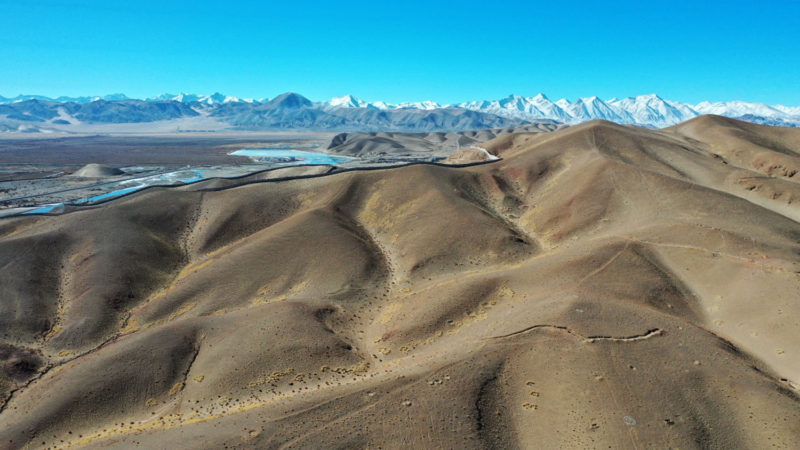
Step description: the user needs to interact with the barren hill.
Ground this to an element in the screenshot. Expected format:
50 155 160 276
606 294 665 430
1 116 799 448
326 124 562 159
69 164 124 178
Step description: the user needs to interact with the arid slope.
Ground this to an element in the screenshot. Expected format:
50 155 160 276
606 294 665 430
1 116 799 449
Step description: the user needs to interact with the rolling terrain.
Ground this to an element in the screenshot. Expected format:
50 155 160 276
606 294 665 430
1 116 800 448
325 124 562 160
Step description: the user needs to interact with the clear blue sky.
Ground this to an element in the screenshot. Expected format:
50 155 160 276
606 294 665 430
1 0 798 105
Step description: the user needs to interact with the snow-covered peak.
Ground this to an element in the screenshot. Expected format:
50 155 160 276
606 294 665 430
606 95 694 127
146 93 176 102
101 93 129 102
563 96 631 123
395 100 442 110
531 93 549 101
325 95 397 110
327 94 369 108
773 105 800 117
200 93 228 105
144 92 244 104
176 93 200 103
637 93 663 102
555 98 571 109
693 100 786 118
458 94 578 122
1 91 798 127
369 101 391 110
145 93 201 103
528 94 571 121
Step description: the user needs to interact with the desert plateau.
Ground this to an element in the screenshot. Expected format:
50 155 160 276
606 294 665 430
1 115 799 448
3 1 800 447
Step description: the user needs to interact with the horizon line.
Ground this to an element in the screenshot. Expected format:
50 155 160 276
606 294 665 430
2 91 799 108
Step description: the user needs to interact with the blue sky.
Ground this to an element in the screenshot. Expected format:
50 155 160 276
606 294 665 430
1 0 798 105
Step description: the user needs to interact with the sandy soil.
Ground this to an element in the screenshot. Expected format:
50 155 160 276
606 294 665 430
0 135 333 211
0 134 331 165
0 116 799 448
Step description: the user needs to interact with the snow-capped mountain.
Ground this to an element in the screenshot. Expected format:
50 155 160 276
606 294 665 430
565 96 633 123
146 93 198 103
528 94 573 122
395 100 442 110
693 100 786 118
0 94 129 104
327 95 366 108
608 94 693 128
774 105 800 116
325 94 377 109
457 94 572 123
145 92 250 105
319 93 799 127
1 91 799 128
451 94 800 128
324 95 442 111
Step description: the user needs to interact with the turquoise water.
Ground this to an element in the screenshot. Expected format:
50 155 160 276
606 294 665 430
24 204 62 214
73 186 143 204
24 186 143 214
22 170 207 215
19 151 348 217
231 148 352 165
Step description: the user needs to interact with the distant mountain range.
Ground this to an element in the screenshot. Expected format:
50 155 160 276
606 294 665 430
1 91 798 133
325 93 800 128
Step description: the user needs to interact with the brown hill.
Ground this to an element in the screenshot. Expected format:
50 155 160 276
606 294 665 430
326 124 562 159
69 163 124 177
1 116 799 448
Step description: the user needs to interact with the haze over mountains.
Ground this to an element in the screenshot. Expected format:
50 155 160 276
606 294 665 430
1 92 799 132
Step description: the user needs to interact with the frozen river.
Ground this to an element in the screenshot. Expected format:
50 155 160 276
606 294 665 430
3 148 355 217
229 148 353 165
